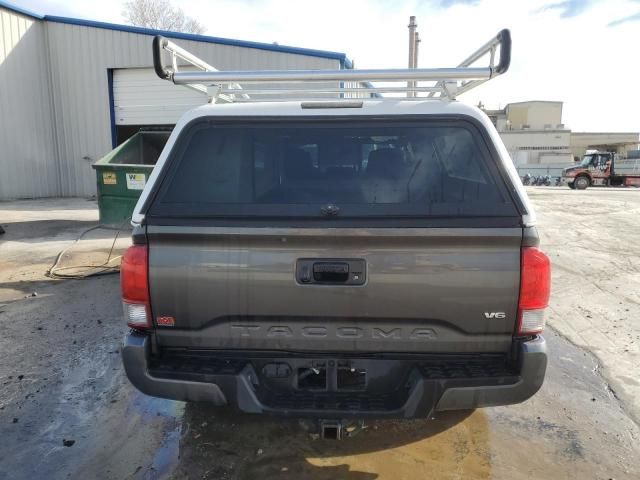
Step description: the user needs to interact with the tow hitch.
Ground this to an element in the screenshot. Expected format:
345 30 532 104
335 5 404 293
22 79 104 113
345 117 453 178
319 420 367 440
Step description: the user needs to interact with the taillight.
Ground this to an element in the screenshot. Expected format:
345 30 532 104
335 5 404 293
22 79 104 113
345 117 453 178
120 244 151 330
516 247 551 336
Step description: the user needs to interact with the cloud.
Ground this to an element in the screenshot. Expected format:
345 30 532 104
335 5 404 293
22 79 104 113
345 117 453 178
539 0 593 18
436 0 480 7
608 10 640 26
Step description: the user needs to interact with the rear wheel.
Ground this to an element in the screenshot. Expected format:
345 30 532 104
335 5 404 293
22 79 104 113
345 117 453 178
575 176 590 190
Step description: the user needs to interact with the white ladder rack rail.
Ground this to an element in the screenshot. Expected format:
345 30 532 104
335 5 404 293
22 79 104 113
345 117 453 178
152 29 511 103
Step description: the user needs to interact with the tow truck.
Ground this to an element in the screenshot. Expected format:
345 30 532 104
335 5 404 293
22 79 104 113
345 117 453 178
561 151 640 190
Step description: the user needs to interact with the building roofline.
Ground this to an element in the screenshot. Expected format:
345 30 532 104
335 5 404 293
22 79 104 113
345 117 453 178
506 100 564 106
0 1 351 64
44 16 350 62
0 0 42 18
571 132 639 137
501 129 571 133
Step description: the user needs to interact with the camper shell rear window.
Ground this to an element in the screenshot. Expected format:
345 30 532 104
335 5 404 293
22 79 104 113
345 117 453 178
146 117 520 221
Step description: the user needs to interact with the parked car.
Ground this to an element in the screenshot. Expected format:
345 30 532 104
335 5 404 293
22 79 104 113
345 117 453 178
120 32 550 436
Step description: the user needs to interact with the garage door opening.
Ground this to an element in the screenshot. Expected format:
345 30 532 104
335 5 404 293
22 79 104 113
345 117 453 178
116 124 173 145
112 67 204 145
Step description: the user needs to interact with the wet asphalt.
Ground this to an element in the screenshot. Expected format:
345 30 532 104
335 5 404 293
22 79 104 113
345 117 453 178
0 272 638 480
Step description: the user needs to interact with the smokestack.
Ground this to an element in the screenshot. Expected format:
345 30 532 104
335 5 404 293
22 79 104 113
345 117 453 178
408 16 417 97
408 16 417 69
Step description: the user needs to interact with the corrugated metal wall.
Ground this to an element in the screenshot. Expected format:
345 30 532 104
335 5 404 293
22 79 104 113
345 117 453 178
0 11 340 199
0 8 59 199
45 23 339 198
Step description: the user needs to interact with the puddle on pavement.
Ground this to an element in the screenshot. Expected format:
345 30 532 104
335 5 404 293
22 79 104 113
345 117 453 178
147 398 637 480
286 411 491 480
143 427 182 479
128 393 185 422
126 395 185 480
25 384 638 480
166 405 491 479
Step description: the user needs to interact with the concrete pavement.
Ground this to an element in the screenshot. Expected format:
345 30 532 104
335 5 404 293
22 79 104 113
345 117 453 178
529 187 640 424
1 191 639 479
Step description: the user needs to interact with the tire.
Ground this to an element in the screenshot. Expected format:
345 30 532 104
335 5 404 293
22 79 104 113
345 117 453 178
568 182 576 190
575 176 589 190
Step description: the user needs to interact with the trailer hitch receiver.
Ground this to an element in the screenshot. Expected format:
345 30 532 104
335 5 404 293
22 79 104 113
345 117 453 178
319 420 367 440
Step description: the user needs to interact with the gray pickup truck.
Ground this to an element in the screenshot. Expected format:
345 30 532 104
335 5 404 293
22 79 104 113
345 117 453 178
120 34 550 427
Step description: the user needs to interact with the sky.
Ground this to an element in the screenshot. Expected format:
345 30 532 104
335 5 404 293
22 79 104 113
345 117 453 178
11 0 640 132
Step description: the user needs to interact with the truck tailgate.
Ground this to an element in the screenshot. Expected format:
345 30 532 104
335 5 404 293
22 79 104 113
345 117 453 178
148 226 521 353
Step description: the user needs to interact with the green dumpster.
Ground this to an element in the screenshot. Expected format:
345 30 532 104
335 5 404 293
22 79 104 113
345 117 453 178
92 131 170 225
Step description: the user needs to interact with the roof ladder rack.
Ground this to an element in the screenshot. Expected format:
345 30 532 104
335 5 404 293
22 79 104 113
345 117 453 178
152 29 511 103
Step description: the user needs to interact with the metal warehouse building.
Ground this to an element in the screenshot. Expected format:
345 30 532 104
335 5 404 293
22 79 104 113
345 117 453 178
0 1 352 200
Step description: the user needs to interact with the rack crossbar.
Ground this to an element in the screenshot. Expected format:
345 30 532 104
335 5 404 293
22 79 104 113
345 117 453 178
217 86 443 95
172 67 491 85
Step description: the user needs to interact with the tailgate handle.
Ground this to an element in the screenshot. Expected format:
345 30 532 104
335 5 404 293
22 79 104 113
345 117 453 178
296 259 365 285
313 262 349 283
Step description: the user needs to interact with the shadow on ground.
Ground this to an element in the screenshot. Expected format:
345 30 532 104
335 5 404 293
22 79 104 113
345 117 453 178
0 198 97 213
0 220 122 243
170 406 487 479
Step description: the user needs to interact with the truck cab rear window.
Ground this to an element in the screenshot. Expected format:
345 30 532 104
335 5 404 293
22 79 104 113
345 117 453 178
148 119 518 219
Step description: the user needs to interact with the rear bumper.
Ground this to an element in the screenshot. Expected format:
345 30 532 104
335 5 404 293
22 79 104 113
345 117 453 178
560 176 573 185
122 333 547 418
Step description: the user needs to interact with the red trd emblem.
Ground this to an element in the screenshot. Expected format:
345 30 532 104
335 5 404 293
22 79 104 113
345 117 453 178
157 316 175 326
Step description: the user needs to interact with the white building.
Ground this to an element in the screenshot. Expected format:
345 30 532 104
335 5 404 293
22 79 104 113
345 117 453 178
484 100 639 169
0 1 353 199
485 101 573 166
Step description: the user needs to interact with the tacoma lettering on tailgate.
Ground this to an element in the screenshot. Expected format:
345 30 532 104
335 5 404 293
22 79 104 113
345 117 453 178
230 325 437 340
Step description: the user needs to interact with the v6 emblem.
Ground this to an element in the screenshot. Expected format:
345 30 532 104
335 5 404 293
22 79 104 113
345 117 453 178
484 312 506 319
